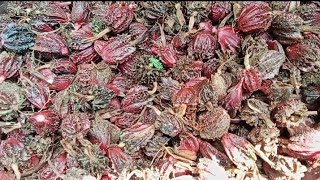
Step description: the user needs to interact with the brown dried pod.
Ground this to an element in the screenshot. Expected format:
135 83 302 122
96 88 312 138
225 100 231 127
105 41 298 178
70 46 100 65
120 122 155 154
155 110 183 137
174 132 200 161
286 38 320 72
198 106 230 140
251 50 286 80
104 3 134 33
271 13 320 45
107 146 133 173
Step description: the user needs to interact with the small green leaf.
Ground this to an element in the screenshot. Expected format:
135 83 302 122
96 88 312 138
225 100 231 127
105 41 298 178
149 57 163 70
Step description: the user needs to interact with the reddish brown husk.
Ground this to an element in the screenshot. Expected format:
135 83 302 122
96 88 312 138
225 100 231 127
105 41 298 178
121 85 151 113
199 140 232 168
198 106 231 140
0 51 23 83
106 146 133 173
51 58 77 74
70 46 100 65
217 25 241 54
94 35 136 65
104 3 134 33
240 68 262 93
221 78 244 110
32 33 69 57
25 83 51 110
28 110 61 136
71 2 91 29
209 2 232 22
237 2 273 33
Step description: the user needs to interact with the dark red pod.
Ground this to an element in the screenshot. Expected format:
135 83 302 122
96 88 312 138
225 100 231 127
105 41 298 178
106 76 135 96
105 3 134 33
217 25 241 54
159 45 177 68
71 1 90 29
286 39 320 72
69 24 94 50
61 112 92 139
202 58 220 79
107 146 133 173
172 87 198 106
129 22 148 42
121 85 151 113
199 140 232 168
32 33 69 57
0 51 23 83
94 35 136 65
110 112 139 129
39 152 67 180
28 110 61 136
25 83 51 110
175 132 200 161
70 46 100 65
49 74 74 91
240 68 262 93
221 78 244 110
188 31 216 60
43 3 70 24
31 19 54 33
237 2 273 33
51 58 77 74
209 2 232 22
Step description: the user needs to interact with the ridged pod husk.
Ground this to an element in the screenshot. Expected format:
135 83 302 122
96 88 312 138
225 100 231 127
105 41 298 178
296 2 320 25
251 50 286 80
198 106 230 140
271 13 320 45
286 38 320 72
1 23 36 54
0 82 25 121
237 2 273 33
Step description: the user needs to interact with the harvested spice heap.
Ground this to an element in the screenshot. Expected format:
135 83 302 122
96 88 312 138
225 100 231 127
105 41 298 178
0 1 320 180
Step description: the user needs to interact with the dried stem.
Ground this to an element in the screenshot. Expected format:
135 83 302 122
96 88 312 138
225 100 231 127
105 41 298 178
82 27 111 43
147 82 158 95
12 163 21 180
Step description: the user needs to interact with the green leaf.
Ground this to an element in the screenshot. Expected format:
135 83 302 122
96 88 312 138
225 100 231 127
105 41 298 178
149 57 163 70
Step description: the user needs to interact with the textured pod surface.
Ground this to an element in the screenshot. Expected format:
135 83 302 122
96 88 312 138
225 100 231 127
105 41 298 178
159 45 177 68
120 122 155 154
28 110 61 136
188 31 216 60
271 13 305 45
217 25 241 54
286 39 320 72
105 3 134 33
209 2 232 22
32 33 69 56
70 46 100 65
0 82 25 121
94 35 136 65
199 106 230 140
25 83 51 110
251 50 286 80
240 68 262 93
155 111 182 137
0 51 23 83
237 2 272 33
61 113 92 139
1 23 36 54
121 85 151 113
107 146 133 173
